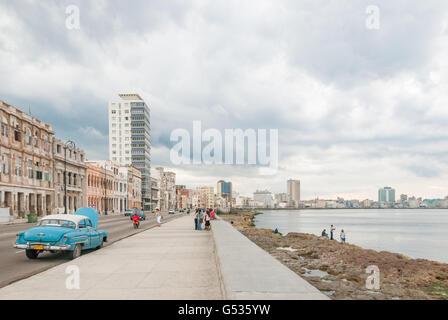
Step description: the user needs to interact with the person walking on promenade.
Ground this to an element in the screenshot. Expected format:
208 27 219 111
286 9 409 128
156 209 162 227
205 211 211 230
194 210 199 230
330 225 335 240
340 229 346 243
210 209 215 220
197 209 203 230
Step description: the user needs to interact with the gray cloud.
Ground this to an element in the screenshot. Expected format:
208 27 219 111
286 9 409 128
1 0 448 199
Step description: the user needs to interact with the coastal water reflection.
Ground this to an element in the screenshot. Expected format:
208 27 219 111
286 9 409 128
253 209 448 263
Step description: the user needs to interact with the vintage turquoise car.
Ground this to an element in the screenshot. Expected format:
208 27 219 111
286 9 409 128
14 207 108 260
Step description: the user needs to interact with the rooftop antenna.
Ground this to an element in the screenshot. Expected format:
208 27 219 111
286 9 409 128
29 105 31 116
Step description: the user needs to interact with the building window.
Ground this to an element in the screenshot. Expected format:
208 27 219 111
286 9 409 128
27 129 32 145
36 171 43 180
34 133 39 148
2 154 10 174
27 160 34 178
14 127 21 142
14 157 22 176
1 124 6 136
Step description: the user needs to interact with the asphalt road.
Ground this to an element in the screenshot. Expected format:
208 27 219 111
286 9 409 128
0 211 184 288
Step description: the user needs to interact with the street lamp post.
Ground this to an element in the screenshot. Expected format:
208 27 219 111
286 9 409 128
104 165 108 215
64 140 75 214
127 178 129 211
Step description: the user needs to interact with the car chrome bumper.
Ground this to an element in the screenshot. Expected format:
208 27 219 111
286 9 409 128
14 243 71 251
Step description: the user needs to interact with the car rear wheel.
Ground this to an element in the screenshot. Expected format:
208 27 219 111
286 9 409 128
25 249 39 259
68 244 82 260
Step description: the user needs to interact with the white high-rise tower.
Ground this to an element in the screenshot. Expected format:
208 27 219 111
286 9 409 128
109 94 151 210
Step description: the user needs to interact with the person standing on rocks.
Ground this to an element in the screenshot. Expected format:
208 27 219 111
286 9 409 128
330 225 335 240
340 229 346 243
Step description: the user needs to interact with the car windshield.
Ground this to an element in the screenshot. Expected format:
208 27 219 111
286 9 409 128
38 219 76 229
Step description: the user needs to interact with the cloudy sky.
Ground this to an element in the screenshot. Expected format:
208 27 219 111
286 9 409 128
1 0 448 200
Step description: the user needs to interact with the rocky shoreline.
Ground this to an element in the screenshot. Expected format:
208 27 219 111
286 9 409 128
219 211 448 300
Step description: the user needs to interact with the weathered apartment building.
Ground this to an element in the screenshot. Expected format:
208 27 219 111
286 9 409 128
0 100 55 218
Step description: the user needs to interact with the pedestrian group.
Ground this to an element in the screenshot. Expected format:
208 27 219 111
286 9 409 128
321 224 346 243
194 208 215 231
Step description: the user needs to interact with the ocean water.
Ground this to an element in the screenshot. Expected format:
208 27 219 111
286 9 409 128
253 209 448 264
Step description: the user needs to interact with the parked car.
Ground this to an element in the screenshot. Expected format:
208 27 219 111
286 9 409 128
14 207 108 260
130 210 146 221
169 209 175 214
124 209 134 216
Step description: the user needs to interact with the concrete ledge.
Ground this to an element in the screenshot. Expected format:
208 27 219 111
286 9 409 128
212 218 329 300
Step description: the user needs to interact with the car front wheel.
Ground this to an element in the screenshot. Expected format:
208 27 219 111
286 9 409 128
25 249 39 259
68 244 82 260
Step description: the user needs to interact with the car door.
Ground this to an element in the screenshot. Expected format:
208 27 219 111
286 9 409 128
77 219 90 249
86 219 100 248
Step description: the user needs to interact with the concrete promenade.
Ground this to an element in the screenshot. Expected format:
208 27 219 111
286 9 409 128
213 218 328 300
0 215 327 300
0 215 224 299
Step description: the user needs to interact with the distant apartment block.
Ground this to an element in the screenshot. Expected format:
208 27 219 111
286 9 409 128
217 180 232 208
378 186 395 203
196 186 215 209
253 189 273 208
287 179 300 207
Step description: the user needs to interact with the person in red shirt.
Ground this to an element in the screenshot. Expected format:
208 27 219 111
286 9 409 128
132 214 140 228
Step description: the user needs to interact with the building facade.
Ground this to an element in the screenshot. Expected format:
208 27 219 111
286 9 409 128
0 100 55 218
86 161 113 214
109 94 151 210
121 166 142 210
150 174 160 209
52 138 87 214
156 167 176 210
